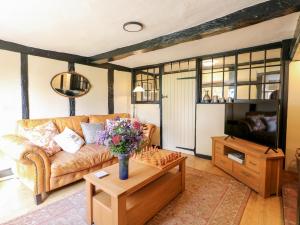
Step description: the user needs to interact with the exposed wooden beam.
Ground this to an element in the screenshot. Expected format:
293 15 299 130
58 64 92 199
89 0 300 64
68 62 76 116
107 69 114 114
0 39 131 71
21 53 29 119
290 16 300 60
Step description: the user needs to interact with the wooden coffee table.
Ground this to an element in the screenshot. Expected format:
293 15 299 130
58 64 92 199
84 156 186 225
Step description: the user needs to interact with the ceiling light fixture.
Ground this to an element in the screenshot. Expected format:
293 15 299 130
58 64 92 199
123 22 143 32
203 59 218 67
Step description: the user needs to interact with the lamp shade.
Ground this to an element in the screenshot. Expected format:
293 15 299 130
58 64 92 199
133 86 145 93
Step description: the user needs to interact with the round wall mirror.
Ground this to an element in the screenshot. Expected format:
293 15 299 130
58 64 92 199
51 72 91 98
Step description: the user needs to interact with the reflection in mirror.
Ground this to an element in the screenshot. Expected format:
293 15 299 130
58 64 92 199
51 72 91 98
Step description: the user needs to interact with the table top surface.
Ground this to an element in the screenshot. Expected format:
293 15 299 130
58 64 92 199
84 157 186 197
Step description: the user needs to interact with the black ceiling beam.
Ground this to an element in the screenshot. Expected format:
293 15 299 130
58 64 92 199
0 39 131 72
290 16 300 60
89 0 300 64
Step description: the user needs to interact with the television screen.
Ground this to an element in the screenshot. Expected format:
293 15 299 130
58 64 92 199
224 101 278 149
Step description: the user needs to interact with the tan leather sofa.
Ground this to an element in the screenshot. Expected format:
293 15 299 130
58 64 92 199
0 113 156 204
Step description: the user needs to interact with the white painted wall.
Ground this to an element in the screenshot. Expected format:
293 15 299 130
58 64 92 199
286 61 300 172
196 104 225 156
28 56 69 119
114 71 131 114
0 50 22 135
134 104 160 146
75 64 108 115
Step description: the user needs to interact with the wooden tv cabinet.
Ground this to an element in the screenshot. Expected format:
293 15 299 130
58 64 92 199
211 136 285 198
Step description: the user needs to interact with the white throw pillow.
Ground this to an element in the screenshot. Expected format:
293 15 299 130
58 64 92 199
54 127 85 153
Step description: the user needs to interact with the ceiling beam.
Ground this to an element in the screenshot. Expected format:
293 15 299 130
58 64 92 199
290 16 300 60
89 0 300 64
0 39 131 72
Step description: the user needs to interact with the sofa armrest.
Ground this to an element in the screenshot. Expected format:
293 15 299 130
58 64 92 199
142 123 156 147
0 135 51 194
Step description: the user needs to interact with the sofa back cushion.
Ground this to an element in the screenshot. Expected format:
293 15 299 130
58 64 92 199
89 113 130 124
17 116 89 138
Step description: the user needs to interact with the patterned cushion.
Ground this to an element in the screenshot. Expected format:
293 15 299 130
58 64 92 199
54 127 85 154
20 121 61 156
80 122 104 144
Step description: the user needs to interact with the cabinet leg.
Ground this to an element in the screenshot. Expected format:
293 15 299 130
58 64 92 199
34 193 42 205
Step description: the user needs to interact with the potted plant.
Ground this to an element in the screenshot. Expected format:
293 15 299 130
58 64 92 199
98 117 145 180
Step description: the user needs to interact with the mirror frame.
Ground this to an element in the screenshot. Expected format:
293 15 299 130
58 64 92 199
50 71 91 98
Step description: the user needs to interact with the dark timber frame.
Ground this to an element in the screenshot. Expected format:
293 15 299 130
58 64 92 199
68 62 76 116
21 53 29 119
108 68 114 114
132 41 291 159
89 0 300 63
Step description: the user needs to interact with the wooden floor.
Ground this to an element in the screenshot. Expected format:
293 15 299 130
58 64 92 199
0 154 289 225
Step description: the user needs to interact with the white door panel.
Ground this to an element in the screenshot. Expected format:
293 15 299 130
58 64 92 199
162 71 195 154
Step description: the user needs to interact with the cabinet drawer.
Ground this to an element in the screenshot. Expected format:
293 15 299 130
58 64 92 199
215 154 232 173
246 155 260 174
233 163 259 191
215 142 224 155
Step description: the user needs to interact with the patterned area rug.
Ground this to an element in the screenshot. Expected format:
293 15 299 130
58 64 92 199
2 168 250 225
282 182 298 225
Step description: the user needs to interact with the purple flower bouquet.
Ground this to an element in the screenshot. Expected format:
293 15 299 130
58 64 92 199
98 117 145 179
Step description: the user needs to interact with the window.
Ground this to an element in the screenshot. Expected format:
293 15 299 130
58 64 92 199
133 67 160 103
199 46 282 102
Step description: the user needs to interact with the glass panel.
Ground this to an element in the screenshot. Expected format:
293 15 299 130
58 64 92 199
188 59 196 70
202 58 213 70
154 67 159 74
148 90 154 101
265 66 281 82
250 84 264 99
171 62 180 72
212 72 223 85
142 74 148 80
237 85 249 99
136 92 142 101
179 60 189 71
202 73 212 85
224 71 235 85
225 55 235 71
164 63 171 73
136 74 142 80
267 48 281 59
142 91 148 101
265 83 280 100
238 53 250 69
224 86 235 99
155 77 159 90
202 87 211 101
213 57 223 72
251 51 265 68
237 69 250 83
212 87 223 98
251 67 264 82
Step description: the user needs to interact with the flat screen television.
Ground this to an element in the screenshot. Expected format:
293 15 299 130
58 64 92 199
224 101 279 149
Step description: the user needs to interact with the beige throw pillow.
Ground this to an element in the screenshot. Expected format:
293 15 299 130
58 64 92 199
21 121 61 156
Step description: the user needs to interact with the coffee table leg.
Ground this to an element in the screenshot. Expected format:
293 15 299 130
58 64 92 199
179 159 186 192
86 181 95 225
111 194 127 225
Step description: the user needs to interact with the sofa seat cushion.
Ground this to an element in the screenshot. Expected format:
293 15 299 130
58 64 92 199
50 144 113 177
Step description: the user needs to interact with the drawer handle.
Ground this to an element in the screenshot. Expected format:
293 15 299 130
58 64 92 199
249 161 257 166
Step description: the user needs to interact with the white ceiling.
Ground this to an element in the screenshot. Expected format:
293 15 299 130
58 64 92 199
0 0 268 57
112 13 300 68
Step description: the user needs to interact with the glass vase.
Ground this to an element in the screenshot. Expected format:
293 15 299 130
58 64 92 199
118 154 129 180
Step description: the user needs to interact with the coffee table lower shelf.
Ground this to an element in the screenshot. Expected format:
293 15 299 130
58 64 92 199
93 171 182 225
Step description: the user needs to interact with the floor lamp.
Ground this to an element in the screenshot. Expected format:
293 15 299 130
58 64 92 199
133 86 145 118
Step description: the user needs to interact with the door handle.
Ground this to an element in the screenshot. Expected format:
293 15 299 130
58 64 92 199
162 95 168 99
